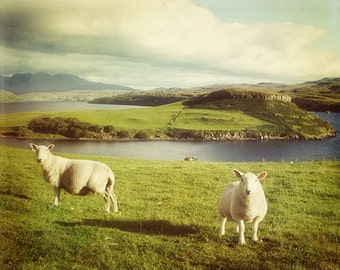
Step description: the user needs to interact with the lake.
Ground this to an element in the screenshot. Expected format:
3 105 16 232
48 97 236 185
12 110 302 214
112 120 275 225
0 101 147 114
0 101 339 162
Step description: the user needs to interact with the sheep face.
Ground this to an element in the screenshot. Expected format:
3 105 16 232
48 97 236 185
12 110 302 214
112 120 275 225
30 143 55 164
233 169 267 196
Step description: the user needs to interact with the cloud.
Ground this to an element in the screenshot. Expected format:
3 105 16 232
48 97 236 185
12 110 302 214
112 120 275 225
1 0 339 88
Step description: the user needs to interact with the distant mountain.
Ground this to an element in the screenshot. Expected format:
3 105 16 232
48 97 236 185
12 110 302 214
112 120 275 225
0 72 134 94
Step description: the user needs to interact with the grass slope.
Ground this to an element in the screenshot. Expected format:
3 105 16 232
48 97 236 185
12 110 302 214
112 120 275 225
183 90 335 139
0 93 335 140
90 78 340 111
1 144 339 269
0 90 18 102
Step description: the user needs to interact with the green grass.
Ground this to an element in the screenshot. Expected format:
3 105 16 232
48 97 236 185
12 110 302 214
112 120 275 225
173 108 276 131
0 102 279 139
1 144 339 269
0 87 335 140
1 96 334 140
0 104 180 130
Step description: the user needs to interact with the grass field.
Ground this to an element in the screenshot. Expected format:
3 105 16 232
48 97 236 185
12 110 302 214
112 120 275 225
0 103 279 139
1 144 339 269
0 98 333 140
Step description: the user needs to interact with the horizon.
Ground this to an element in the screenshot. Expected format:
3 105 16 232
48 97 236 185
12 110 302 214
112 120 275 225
1 71 339 91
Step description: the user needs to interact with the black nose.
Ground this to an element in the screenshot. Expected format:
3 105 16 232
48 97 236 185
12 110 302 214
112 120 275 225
246 190 251 195
37 159 42 163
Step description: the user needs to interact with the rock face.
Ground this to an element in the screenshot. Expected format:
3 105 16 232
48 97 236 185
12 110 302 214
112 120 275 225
197 89 292 103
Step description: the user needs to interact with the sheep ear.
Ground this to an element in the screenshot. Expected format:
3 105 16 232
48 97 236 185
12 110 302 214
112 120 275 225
30 143 37 151
257 171 267 180
233 169 243 178
48 144 55 150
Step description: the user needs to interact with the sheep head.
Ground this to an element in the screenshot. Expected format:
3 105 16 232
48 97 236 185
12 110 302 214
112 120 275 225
233 169 267 196
30 143 54 164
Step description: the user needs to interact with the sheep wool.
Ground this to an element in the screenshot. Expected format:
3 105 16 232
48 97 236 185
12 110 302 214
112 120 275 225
218 169 268 245
30 143 118 213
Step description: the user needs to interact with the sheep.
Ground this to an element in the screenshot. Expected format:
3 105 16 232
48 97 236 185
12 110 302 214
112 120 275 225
30 143 118 213
218 169 268 245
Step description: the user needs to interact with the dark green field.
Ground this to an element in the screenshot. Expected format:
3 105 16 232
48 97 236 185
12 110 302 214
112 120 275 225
1 145 339 269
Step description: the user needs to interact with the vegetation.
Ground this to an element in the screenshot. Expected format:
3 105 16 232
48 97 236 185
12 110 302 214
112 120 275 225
1 144 339 269
2 77 339 111
0 89 335 140
0 90 18 102
27 117 109 139
182 89 335 139
90 90 188 106
89 78 340 112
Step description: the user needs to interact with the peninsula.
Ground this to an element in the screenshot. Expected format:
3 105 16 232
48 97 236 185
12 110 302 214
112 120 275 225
1 89 335 141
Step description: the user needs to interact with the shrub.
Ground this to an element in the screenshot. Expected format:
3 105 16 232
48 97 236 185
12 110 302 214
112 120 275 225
134 131 150 140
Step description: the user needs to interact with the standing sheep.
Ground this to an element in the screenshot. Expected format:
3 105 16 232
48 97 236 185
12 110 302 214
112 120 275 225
30 143 118 213
218 169 268 245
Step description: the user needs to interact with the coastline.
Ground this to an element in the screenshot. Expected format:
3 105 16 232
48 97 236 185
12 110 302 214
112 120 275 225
0 130 335 142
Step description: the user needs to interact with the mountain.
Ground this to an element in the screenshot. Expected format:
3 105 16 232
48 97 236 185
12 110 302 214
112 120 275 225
0 72 134 94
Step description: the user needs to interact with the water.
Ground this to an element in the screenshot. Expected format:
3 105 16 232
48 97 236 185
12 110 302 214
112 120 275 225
0 102 339 162
0 101 146 114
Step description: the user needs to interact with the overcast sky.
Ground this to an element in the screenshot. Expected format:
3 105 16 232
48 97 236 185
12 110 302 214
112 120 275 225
1 0 339 89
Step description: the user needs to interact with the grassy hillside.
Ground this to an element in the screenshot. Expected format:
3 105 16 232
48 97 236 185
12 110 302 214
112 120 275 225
90 78 340 111
183 89 335 139
0 145 339 269
4 77 339 111
0 90 335 140
0 90 18 102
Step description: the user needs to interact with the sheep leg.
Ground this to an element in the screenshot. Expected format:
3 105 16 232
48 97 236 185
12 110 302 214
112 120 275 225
252 217 262 242
108 190 119 213
53 187 60 206
220 218 227 235
238 220 246 245
105 177 118 213
103 192 111 213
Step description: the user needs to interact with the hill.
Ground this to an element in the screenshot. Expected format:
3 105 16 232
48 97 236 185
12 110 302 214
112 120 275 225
0 72 135 94
91 78 340 112
278 77 340 112
0 90 18 102
1 89 335 140
181 89 335 139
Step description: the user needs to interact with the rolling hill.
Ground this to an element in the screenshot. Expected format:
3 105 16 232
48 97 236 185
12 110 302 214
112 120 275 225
1 89 335 140
0 90 18 102
91 78 340 112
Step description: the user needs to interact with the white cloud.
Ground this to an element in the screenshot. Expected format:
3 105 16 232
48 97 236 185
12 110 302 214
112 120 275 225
1 0 339 88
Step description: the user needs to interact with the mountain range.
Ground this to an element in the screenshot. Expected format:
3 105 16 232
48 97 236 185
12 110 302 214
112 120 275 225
0 72 134 94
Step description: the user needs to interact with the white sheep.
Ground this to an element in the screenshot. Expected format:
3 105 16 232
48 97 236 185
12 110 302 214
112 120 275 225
218 169 268 245
30 143 118 213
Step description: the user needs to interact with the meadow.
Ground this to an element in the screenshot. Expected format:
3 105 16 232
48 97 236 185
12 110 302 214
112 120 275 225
1 144 339 269
0 97 334 140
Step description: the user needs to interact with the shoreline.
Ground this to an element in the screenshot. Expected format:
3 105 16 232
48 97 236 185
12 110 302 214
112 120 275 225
0 132 335 142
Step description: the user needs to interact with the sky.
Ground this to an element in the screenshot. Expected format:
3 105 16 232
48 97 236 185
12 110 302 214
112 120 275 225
1 0 339 89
